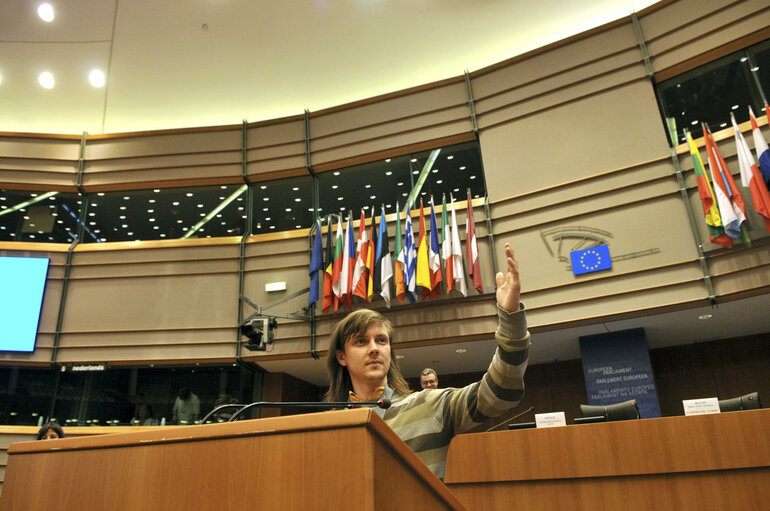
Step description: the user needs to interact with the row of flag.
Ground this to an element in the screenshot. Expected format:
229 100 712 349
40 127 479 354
308 192 484 312
686 103 770 249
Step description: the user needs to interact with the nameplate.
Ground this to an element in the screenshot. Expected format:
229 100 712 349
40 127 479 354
682 397 720 416
535 412 567 428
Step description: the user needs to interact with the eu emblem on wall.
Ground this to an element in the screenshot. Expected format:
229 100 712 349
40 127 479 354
570 245 612 276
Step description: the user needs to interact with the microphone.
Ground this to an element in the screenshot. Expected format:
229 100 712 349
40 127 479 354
224 398 391 422
485 405 535 432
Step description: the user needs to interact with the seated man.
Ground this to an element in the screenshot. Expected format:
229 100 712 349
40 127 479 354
419 368 439 389
325 243 530 478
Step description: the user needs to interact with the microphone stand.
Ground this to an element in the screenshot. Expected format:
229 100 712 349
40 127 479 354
485 406 535 432
226 398 391 422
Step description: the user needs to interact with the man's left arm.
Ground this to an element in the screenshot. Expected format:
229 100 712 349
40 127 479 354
442 243 531 433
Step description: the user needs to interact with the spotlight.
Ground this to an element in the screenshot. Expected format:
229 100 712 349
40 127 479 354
240 317 277 351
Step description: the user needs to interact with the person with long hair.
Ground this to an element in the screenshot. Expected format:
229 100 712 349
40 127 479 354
326 243 530 479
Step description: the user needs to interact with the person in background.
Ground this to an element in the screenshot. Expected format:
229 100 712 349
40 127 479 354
172 387 200 425
420 368 439 389
37 422 64 440
325 243 530 479
130 403 154 426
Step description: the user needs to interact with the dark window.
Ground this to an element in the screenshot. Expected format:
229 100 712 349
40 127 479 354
0 190 83 243
252 175 313 234
83 184 248 242
656 39 769 145
316 140 486 226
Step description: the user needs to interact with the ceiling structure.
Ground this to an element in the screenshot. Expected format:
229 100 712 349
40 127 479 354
5 0 769 387
2 0 657 135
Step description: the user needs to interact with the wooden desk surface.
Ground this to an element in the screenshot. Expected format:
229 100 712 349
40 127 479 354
444 409 770 511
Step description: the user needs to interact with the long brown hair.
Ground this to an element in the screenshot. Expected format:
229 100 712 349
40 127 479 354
324 309 412 402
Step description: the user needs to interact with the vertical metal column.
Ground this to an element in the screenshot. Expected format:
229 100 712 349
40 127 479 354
632 12 716 305
305 109 319 359
51 132 87 367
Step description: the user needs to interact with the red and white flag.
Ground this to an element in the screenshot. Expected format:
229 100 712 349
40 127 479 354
465 191 483 294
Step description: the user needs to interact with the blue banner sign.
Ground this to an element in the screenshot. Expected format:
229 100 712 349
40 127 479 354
579 328 661 418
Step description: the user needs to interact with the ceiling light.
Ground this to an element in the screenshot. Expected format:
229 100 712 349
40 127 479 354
89 69 105 88
337 197 343 201
38 71 55 89
296 225 301 228
263 197 269 201
262 207 268 211
470 175 476 179
332 185 338 189
459 166 466 170
447 155 454 160
186 192 193 197
411 158 417 163
148 218 155 222
260 185 267 189
385 159 391 163
292 187 299 191
698 314 713 320
369 195 376 199
285 208 291 212
365 184 371 188
294 198 301 202
436 180 443 184
172 201 179 206
731 105 739 110
386 171 392 176
153 189 160 193
333 171 340 176
38 3 54 22
455 348 467 354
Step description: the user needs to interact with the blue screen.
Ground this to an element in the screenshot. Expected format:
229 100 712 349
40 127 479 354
0 256 50 352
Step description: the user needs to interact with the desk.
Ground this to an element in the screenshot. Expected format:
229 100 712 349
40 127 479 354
445 409 770 510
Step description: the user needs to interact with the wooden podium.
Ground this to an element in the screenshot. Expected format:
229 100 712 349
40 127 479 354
444 408 770 511
0 408 467 511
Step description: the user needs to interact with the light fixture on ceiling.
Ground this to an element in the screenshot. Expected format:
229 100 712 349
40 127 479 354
38 3 54 22
455 348 467 354
89 69 105 88
38 71 55 89
698 314 713 320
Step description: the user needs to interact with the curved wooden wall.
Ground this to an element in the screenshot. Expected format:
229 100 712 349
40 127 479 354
1 0 769 369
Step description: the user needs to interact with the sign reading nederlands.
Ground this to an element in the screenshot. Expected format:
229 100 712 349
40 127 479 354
579 328 661 418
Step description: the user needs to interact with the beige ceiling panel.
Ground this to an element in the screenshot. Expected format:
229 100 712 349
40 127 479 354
0 42 111 134
0 0 116 41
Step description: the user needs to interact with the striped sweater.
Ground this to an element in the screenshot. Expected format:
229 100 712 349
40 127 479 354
378 305 530 479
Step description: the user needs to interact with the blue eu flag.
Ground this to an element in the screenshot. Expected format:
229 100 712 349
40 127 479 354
570 245 612 276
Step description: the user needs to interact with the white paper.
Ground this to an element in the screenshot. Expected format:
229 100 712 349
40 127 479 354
535 411 567 428
682 397 720 416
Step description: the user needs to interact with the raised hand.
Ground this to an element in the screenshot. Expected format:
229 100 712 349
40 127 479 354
495 243 521 313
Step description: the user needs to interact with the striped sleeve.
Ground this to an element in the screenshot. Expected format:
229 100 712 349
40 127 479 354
440 304 530 435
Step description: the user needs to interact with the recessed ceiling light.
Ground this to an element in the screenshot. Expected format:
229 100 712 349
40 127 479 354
395 354 404 359
459 166 466 170
436 180 443 184
38 3 54 22
411 158 417 163
285 208 291 212
698 314 713 320
263 197 269 201
455 348 467 354
292 187 299 191
38 71 55 89
294 198 301 202
172 201 179 206
333 171 340 176
447 155 454 160
260 185 267 190
89 69 105 88
369 195 376 199
186 192 193 197
332 185 338 189
296 225 301 228
385 159 391 163
337 197 343 201
365 184 371 188
262 207 268 211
